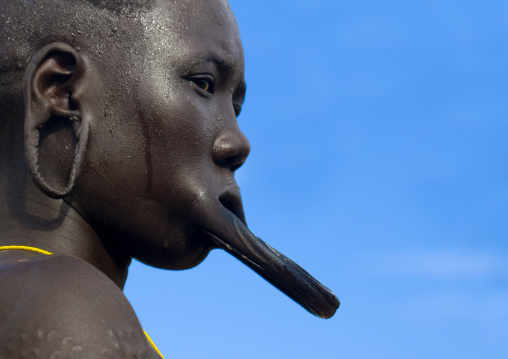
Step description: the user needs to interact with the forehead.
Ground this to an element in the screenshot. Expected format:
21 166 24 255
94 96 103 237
141 0 243 70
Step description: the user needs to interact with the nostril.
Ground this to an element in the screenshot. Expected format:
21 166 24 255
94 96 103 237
213 142 249 170
213 131 250 171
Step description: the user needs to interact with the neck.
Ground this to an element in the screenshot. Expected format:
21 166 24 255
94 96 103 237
0 173 131 289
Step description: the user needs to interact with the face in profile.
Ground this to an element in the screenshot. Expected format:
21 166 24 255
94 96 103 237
72 0 249 269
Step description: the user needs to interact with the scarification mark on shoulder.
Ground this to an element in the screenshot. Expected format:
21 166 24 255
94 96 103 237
0 328 84 359
1 319 155 358
46 330 57 343
62 337 76 346
106 328 155 358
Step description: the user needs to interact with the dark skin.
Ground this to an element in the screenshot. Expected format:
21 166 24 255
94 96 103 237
0 0 339 357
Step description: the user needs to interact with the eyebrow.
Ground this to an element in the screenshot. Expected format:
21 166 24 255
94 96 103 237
204 56 232 73
189 54 246 99
203 55 247 100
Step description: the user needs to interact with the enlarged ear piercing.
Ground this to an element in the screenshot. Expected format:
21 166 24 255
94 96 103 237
22 43 92 200
27 114 90 199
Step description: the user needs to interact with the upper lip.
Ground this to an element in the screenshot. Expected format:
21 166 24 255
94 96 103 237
218 185 246 224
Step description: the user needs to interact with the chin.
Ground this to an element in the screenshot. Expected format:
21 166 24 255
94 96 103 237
157 247 212 271
135 231 214 271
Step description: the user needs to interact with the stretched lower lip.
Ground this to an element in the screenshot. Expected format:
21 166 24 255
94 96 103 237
218 187 246 223
199 199 339 319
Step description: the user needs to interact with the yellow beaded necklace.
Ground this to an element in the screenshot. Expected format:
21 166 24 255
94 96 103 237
0 245 165 359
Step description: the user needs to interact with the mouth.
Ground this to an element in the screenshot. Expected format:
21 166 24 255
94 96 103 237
218 186 246 224
199 188 339 319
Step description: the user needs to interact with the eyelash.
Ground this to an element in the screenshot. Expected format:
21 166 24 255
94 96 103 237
189 74 242 117
190 74 215 95
233 104 241 117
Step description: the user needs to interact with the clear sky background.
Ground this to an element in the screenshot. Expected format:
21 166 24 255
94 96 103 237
125 1 508 358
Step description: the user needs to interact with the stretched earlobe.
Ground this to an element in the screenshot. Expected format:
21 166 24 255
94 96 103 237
23 43 91 199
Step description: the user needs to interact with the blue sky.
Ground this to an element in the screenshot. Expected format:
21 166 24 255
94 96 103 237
125 1 508 357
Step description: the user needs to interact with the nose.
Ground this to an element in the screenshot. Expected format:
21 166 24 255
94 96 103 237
213 129 251 171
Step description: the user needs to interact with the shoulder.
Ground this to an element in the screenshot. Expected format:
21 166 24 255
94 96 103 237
0 254 159 358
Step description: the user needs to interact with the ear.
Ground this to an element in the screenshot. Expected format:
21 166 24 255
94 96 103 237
23 43 91 199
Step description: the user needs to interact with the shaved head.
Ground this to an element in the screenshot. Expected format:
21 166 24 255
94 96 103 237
0 0 156 163
0 0 153 114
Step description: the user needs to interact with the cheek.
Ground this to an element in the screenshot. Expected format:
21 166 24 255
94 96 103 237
136 86 218 196
144 109 216 208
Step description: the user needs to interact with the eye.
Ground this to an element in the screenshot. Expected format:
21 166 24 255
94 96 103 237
190 75 215 94
233 103 242 116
